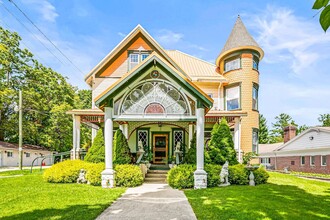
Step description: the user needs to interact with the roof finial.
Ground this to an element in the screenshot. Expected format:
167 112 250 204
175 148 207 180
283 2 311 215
238 14 240 18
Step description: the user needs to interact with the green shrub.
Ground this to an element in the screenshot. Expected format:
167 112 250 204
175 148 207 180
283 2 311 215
167 164 195 189
43 160 91 183
183 134 196 164
86 163 105 186
228 164 249 185
113 129 131 164
114 164 143 187
253 167 269 185
205 164 222 187
208 118 238 165
85 129 105 163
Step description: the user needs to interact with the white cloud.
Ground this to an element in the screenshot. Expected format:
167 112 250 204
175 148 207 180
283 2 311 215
248 5 330 75
117 32 126 38
22 0 58 22
156 29 184 45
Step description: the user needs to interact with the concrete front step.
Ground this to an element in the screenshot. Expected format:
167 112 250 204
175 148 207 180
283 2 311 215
144 178 167 183
147 170 168 174
146 173 167 178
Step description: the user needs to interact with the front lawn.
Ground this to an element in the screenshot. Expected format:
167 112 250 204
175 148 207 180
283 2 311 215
0 170 125 220
185 172 330 220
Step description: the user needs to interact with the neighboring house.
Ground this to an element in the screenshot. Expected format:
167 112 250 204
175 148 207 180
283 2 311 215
259 126 330 174
67 16 264 188
0 141 53 167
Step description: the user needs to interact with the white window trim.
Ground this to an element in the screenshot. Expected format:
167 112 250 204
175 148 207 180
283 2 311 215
321 155 327 166
225 85 240 111
300 156 305 165
7 151 13 157
310 155 315 166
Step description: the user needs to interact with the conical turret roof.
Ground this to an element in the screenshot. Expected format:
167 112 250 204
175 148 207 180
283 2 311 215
216 16 264 67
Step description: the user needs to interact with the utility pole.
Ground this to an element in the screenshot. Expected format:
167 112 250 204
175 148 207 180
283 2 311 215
18 90 23 170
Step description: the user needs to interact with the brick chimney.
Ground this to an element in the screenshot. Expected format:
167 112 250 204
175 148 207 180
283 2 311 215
283 126 297 143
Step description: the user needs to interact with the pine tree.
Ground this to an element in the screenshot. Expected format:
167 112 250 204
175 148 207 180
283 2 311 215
259 114 269 144
208 118 238 165
270 113 297 142
183 133 196 164
84 129 105 163
113 129 131 164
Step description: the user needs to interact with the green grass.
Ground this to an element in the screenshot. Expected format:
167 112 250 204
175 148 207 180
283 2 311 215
0 171 125 220
185 172 330 220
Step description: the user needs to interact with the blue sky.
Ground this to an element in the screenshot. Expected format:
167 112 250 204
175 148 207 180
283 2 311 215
0 0 329 128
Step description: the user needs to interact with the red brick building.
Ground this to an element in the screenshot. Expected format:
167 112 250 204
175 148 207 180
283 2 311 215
259 127 330 174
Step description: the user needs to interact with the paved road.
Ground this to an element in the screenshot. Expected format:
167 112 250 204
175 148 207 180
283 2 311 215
96 183 197 220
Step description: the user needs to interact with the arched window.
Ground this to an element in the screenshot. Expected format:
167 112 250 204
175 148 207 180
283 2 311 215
120 80 190 115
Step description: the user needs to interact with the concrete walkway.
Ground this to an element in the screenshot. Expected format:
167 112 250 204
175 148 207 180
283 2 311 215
96 183 197 220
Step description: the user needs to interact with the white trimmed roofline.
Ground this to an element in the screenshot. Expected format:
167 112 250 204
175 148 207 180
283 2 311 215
275 127 330 152
84 24 186 85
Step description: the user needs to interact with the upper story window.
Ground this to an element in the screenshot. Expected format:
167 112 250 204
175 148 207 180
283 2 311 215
128 51 150 70
252 84 259 111
225 85 240 110
224 57 240 72
253 56 259 70
7 151 13 157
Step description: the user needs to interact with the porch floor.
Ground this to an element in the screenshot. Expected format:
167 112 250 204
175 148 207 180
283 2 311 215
96 183 197 220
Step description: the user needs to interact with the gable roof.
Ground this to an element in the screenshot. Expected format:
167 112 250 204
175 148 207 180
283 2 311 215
84 24 186 84
0 141 51 151
94 52 213 109
216 16 264 66
166 50 226 81
276 127 330 151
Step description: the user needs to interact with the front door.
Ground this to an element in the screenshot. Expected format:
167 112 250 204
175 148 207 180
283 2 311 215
153 134 168 164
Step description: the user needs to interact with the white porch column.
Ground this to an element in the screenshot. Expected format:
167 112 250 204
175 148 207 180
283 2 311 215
188 123 194 148
234 117 242 163
101 107 115 188
71 115 81 160
194 108 207 189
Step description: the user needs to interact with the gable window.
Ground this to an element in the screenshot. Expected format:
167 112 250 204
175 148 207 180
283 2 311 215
225 85 240 110
301 156 305 165
321 155 327 166
253 56 259 70
252 84 258 110
128 51 150 70
252 128 258 153
310 156 315 166
7 151 13 157
224 57 240 72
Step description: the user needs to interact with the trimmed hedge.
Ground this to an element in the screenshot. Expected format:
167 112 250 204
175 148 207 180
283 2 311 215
167 164 195 189
253 167 269 185
43 160 91 183
44 161 144 187
228 164 249 185
86 162 105 186
115 164 143 187
167 164 269 189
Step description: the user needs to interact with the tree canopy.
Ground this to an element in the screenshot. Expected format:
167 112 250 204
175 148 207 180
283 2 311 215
0 26 91 152
313 0 330 32
259 114 269 144
318 114 330 126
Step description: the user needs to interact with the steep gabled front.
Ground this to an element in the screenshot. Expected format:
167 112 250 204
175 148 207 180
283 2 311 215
95 52 213 119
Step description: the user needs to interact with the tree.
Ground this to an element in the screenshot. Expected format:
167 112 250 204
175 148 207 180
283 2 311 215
318 114 330 126
0 26 91 151
113 129 131 164
84 129 105 163
313 0 330 32
270 113 297 143
208 118 238 165
259 114 269 144
183 133 196 164
297 124 309 135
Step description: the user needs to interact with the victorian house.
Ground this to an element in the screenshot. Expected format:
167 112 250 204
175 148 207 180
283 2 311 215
67 16 263 188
